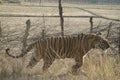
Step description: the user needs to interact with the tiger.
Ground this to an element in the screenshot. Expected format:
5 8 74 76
5 33 110 74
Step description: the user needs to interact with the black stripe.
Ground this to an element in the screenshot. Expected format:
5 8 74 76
65 36 69 57
59 37 63 57
68 36 72 57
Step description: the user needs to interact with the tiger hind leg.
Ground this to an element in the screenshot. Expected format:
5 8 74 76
42 58 55 73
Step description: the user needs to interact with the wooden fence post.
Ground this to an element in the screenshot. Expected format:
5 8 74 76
90 17 93 33
58 0 64 36
0 22 1 37
106 22 112 38
21 19 31 54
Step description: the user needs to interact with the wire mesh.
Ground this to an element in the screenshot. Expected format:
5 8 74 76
0 0 120 49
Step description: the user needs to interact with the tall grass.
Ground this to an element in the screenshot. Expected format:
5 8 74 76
0 50 119 80
83 53 119 80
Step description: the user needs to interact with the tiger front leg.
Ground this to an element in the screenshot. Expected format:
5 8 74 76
72 57 83 75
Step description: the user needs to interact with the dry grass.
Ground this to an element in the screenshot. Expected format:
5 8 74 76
0 4 120 18
0 3 120 80
83 50 120 80
0 49 120 80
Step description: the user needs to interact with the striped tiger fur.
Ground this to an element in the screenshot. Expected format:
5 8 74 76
6 33 110 74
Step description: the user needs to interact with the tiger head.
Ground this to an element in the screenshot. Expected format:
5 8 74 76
92 34 110 50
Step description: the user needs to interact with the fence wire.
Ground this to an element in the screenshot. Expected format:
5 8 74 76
0 0 120 51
